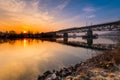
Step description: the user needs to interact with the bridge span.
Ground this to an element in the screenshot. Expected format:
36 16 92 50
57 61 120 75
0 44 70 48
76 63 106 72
56 20 120 33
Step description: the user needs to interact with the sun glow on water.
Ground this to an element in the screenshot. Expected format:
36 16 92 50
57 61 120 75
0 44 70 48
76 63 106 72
23 39 27 47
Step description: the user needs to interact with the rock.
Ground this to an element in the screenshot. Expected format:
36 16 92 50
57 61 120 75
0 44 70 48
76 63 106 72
43 71 52 77
65 76 73 80
100 72 108 77
51 73 57 79
95 75 105 80
114 76 120 80
86 71 94 77
89 77 96 80
110 66 120 72
73 74 89 80
109 73 116 78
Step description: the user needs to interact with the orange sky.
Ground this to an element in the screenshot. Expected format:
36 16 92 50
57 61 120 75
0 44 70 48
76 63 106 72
0 1 49 33
0 25 59 33
0 0 119 33
0 0 85 33
0 18 62 33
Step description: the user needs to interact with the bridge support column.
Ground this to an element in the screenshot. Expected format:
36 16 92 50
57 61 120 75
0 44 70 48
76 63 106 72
87 28 93 37
63 37 68 43
87 38 93 46
63 33 68 38
63 33 68 43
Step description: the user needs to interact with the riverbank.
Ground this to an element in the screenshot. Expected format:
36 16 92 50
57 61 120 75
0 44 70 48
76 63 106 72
37 47 120 80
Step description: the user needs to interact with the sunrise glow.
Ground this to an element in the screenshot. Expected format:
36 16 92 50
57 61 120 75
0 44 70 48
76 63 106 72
0 0 120 33
23 31 27 34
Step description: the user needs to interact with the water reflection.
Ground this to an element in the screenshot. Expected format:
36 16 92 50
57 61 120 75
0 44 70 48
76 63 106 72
0 37 119 80
23 39 27 47
56 37 118 50
86 38 93 46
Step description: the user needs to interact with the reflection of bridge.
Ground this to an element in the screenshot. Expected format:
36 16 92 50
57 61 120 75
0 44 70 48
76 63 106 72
56 39 117 50
0 38 117 50
38 38 117 50
55 20 120 37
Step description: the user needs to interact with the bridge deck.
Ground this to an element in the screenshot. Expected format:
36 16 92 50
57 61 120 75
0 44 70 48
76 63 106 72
57 20 120 33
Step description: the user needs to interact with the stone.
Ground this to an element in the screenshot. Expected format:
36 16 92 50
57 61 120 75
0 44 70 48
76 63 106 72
114 76 120 80
65 76 73 80
100 72 108 77
95 75 105 80
87 71 94 77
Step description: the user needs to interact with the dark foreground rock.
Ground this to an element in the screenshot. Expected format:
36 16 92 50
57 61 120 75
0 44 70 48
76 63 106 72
37 48 120 80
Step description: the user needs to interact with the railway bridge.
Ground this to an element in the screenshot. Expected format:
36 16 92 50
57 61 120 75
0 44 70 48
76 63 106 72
56 20 120 38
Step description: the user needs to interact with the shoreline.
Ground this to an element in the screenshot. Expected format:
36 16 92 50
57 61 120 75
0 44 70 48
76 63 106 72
37 47 120 80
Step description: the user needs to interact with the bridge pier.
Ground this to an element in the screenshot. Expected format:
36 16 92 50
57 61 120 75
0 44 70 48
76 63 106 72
87 38 93 46
63 33 68 43
87 27 93 37
63 37 68 43
63 33 68 38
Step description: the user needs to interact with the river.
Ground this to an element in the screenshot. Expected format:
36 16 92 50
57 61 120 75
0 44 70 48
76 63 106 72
0 36 119 80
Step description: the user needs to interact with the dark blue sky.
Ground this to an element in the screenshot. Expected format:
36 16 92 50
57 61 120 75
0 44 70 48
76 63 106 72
57 0 120 24
42 0 120 27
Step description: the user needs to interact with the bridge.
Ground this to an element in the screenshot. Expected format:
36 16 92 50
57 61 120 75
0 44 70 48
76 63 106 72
55 20 120 38
57 20 120 33
51 20 120 50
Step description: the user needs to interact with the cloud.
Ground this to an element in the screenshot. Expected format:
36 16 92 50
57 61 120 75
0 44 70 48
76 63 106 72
51 13 87 29
51 0 71 16
83 7 95 12
0 0 73 32
56 0 71 10
88 15 96 19
0 0 54 27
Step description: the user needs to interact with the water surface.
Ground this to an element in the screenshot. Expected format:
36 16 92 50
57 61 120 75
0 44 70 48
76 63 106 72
0 37 118 80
